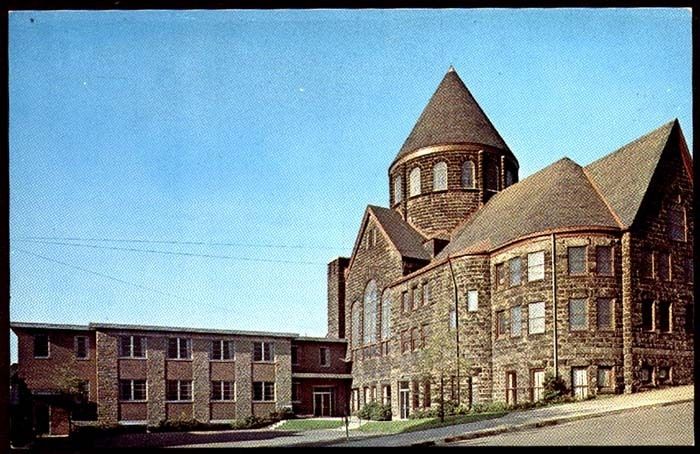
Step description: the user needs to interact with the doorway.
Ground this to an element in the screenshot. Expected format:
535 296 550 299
506 372 517 405
399 381 410 419
313 387 334 416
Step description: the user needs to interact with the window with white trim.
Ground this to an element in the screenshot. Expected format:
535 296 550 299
253 382 275 401
381 291 392 340
253 342 274 362
119 379 147 401
363 280 378 344
75 335 89 359
528 301 545 334
462 160 475 188
467 290 478 312
569 298 588 331
320 347 330 367
167 337 191 359
394 175 403 203
510 306 522 337
527 251 545 281
432 161 448 191
212 339 235 360
211 381 235 401
119 335 146 358
409 167 421 197
33 334 49 358
166 380 192 401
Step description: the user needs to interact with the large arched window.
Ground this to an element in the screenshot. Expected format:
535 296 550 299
351 301 361 349
381 290 392 340
363 280 378 344
409 167 421 197
433 161 448 191
393 175 403 203
462 160 475 189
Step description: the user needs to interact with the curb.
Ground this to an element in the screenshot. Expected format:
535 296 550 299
417 398 695 446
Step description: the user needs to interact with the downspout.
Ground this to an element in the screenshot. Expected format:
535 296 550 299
551 233 559 378
447 256 460 405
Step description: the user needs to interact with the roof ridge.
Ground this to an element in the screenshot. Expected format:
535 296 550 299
581 166 625 229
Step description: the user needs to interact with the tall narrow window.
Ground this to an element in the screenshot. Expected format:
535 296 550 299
449 308 457 330
569 298 587 331
528 301 545 334
568 246 587 275
320 347 330 366
410 327 419 351
596 246 613 276
402 291 410 313
422 281 431 305
74 336 89 359
467 290 478 312
351 302 361 349
33 334 49 358
497 310 507 337
393 175 403 203
510 306 522 337
505 169 515 187
642 251 655 278
509 257 522 286
381 292 392 340
642 300 654 331
531 369 545 402
420 324 429 348
291 346 299 365
668 207 686 241
657 252 670 281
363 280 378 344
596 298 613 330
527 251 545 281
658 301 671 332
409 167 421 197
433 161 448 191
462 160 475 188
496 263 506 288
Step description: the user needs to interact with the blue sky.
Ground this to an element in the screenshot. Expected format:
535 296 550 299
9 9 692 362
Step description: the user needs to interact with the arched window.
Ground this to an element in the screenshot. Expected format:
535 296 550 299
363 280 378 344
433 161 448 191
380 291 392 340
462 160 475 188
393 175 403 203
409 167 421 197
351 301 361 349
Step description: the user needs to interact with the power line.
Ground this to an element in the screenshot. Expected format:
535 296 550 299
13 239 327 265
13 235 342 251
13 248 199 304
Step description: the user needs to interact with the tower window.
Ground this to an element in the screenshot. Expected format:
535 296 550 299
668 207 686 242
393 175 403 203
409 167 421 197
433 161 448 191
462 160 475 188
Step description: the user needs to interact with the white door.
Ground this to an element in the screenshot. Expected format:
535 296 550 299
573 368 588 400
532 370 545 402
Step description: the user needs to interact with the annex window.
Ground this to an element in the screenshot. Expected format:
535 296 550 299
409 167 421 197
572 368 589 399
467 290 478 312
497 310 508 337
320 347 330 367
402 291 410 313
119 335 146 358
642 251 654 279
253 382 275 401
422 281 431 305
462 160 475 188
510 306 522 337
393 175 403 203
412 285 421 309
568 246 587 275
528 301 545 334
657 252 671 281
597 367 613 390
291 346 299 365
642 300 655 331
212 340 235 361
119 379 147 401
33 334 49 358
363 280 378 344
527 251 545 282
211 381 235 401
569 298 587 331
449 308 457 330
253 342 274 362
668 207 686 242
351 302 361 349
74 336 89 359
432 161 448 191
596 298 613 330
496 263 506 288
658 301 672 333
381 291 392 340
509 257 522 286
596 246 613 276
167 337 191 360
166 380 192 401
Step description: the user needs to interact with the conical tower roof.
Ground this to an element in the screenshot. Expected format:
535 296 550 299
394 67 512 161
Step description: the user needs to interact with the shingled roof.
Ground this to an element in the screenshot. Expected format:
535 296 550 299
584 120 677 228
368 205 432 261
394 67 512 161
437 157 620 257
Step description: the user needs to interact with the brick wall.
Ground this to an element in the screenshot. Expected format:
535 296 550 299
327 257 350 339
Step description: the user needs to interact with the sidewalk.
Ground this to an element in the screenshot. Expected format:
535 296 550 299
330 385 695 447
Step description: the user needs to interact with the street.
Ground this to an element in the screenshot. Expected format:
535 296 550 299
452 402 694 446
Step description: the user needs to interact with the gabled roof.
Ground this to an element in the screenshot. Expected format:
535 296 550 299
394 67 512 162
438 157 620 257
368 205 432 261
584 120 678 228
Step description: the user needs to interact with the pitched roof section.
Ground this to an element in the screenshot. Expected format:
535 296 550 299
438 158 620 257
395 69 511 161
584 120 677 228
368 205 431 261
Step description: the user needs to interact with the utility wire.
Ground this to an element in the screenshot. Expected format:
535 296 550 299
13 235 341 251
13 239 327 265
13 248 199 304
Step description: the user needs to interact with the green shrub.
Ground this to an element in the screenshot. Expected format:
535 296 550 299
357 401 392 421
148 419 233 433
471 401 509 414
230 415 276 430
542 371 568 402
269 407 295 420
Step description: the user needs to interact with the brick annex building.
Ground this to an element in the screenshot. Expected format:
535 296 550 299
12 67 694 434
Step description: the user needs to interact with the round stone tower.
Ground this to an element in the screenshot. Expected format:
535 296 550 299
389 67 519 239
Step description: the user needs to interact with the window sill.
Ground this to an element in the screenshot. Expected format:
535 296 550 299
119 400 148 403
166 358 193 362
33 356 50 360
119 356 147 360
210 359 236 363
252 400 276 403
211 399 236 403
75 357 90 361
252 360 276 364
165 400 193 403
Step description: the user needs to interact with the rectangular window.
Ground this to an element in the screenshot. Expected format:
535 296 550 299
510 306 522 337
422 281 430 305
253 342 274 362
292 382 301 402
166 380 192 401
410 327 419 351
211 381 235 401
496 263 506 288
668 207 686 241
120 379 147 401
402 291 410 313
33 334 49 358
527 251 545 282
531 369 545 402
449 308 457 330
596 298 613 330
167 338 191 360
596 246 613 276
568 246 587 275
686 257 694 284
597 367 613 390
212 340 235 361
528 301 545 334
320 347 330 367
509 257 522 286
383 385 391 406
467 290 478 312
497 310 508 337
657 366 671 385
74 336 89 359
658 301 671 332
420 324 429 348
642 251 655 278
640 366 653 384
569 298 587 331
657 252 670 281
291 346 299 365
506 372 517 405
119 335 146 358
642 300 655 331
572 368 589 399
252 382 275 401
412 286 421 309
401 330 409 353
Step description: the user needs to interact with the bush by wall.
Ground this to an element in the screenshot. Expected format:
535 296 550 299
357 401 392 421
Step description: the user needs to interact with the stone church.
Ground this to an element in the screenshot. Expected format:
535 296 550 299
326 67 694 419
